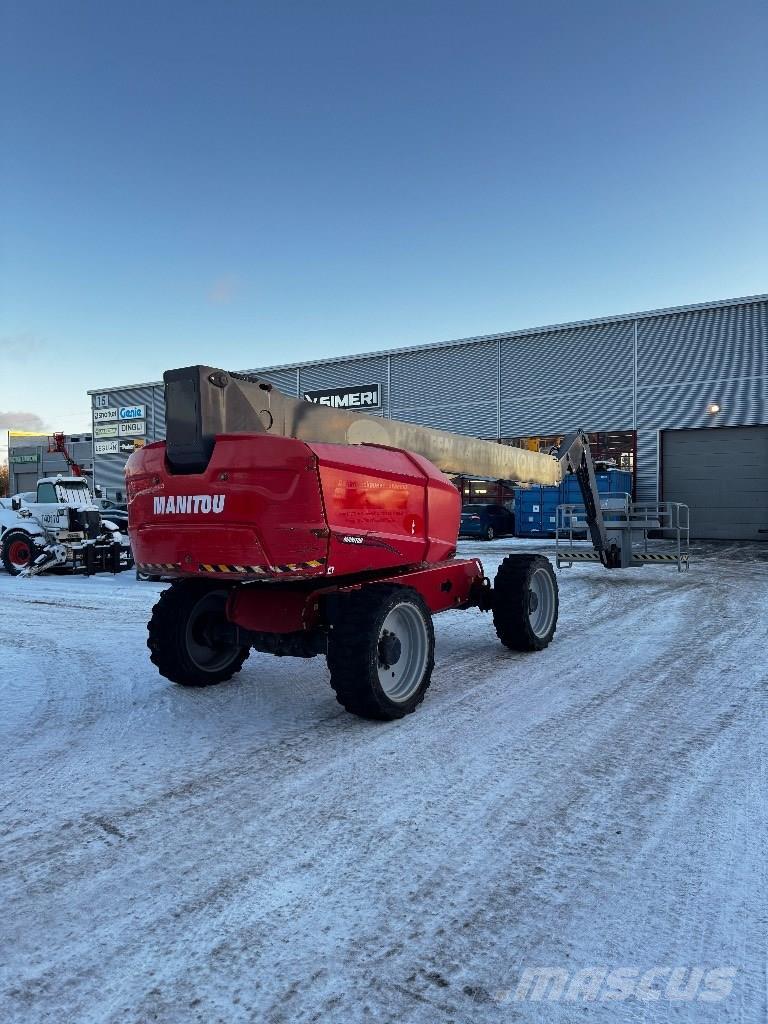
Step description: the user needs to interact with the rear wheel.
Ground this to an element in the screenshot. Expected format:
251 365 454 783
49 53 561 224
1 529 41 576
147 580 250 686
492 554 558 651
326 585 435 720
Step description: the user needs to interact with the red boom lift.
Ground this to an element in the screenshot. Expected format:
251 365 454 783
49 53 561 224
48 432 88 477
126 366 616 720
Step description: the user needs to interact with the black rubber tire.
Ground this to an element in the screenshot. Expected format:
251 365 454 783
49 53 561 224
1 529 41 576
492 554 559 651
147 580 250 686
326 585 435 720
136 570 162 583
485 525 495 541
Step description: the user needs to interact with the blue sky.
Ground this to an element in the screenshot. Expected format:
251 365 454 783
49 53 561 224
1 0 766 438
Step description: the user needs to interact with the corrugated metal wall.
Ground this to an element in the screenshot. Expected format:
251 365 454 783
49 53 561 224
500 320 635 436
636 300 768 499
88 296 768 499
390 341 497 435
249 367 299 396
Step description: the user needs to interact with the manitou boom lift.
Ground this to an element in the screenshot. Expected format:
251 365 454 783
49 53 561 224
126 366 624 720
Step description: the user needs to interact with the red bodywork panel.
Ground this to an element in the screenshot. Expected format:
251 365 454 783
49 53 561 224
126 434 461 581
227 558 486 633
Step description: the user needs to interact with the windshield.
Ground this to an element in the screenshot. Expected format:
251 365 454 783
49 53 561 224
55 482 93 505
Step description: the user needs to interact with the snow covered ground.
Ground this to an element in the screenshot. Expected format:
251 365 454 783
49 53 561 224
0 539 766 1023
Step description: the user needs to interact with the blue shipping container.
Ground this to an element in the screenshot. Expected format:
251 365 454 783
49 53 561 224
515 486 549 536
515 470 633 537
560 469 632 503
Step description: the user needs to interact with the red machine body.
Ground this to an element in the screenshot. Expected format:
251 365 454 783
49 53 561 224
126 434 463 582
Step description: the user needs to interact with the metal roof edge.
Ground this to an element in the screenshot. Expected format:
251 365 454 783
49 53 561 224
247 292 768 374
88 380 163 396
88 292 768 394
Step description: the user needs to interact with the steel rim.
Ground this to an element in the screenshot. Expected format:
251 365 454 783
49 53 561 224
185 591 241 672
8 539 31 568
377 603 428 702
528 566 556 638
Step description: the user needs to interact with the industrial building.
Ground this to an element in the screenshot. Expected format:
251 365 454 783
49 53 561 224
87 293 768 541
7 433 94 495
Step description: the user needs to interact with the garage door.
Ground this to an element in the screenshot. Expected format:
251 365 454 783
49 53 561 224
12 471 39 496
662 426 768 540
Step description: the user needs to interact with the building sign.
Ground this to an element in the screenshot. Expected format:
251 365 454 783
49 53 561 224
303 384 381 409
10 453 39 464
94 424 118 439
119 440 138 454
119 405 145 421
93 393 110 409
93 407 118 423
118 420 145 437
94 439 120 455
133 439 146 449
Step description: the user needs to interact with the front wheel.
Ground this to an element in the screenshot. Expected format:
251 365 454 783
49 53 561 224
492 554 558 651
1 529 41 576
326 585 435 720
147 581 250 686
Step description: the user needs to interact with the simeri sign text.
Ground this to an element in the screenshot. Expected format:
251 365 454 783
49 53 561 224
304 384 381 409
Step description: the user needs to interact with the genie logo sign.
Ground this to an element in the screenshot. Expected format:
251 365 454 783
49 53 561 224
304 384 381 409
153 495 225 515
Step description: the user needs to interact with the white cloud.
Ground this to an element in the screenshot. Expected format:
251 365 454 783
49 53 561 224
1 333 47 362
0 411 47 432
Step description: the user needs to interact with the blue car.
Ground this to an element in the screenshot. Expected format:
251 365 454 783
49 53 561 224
459 503 515 541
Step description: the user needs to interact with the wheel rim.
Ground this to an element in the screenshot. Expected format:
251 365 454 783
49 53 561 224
377 603 428 702
527 567 556 638
8 539 31 569
184 591 242 673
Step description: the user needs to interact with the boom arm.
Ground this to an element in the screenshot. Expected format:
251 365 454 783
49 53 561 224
164 365 561 485
553 430 619 568
162 365 617 565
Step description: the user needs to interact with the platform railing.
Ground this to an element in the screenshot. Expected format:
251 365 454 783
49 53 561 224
555 499 690 572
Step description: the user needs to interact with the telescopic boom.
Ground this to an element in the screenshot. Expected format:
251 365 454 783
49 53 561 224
162 365 617 566
164 365 561 485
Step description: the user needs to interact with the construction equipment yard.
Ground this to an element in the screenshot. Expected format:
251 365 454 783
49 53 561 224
1 538 765 1023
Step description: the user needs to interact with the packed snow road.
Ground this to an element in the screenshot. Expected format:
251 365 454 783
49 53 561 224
0 540 766 1023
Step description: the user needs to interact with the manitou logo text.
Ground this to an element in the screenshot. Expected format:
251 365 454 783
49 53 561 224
153 495 225 515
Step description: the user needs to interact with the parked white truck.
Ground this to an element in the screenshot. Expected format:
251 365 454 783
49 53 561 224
0 476 131 576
